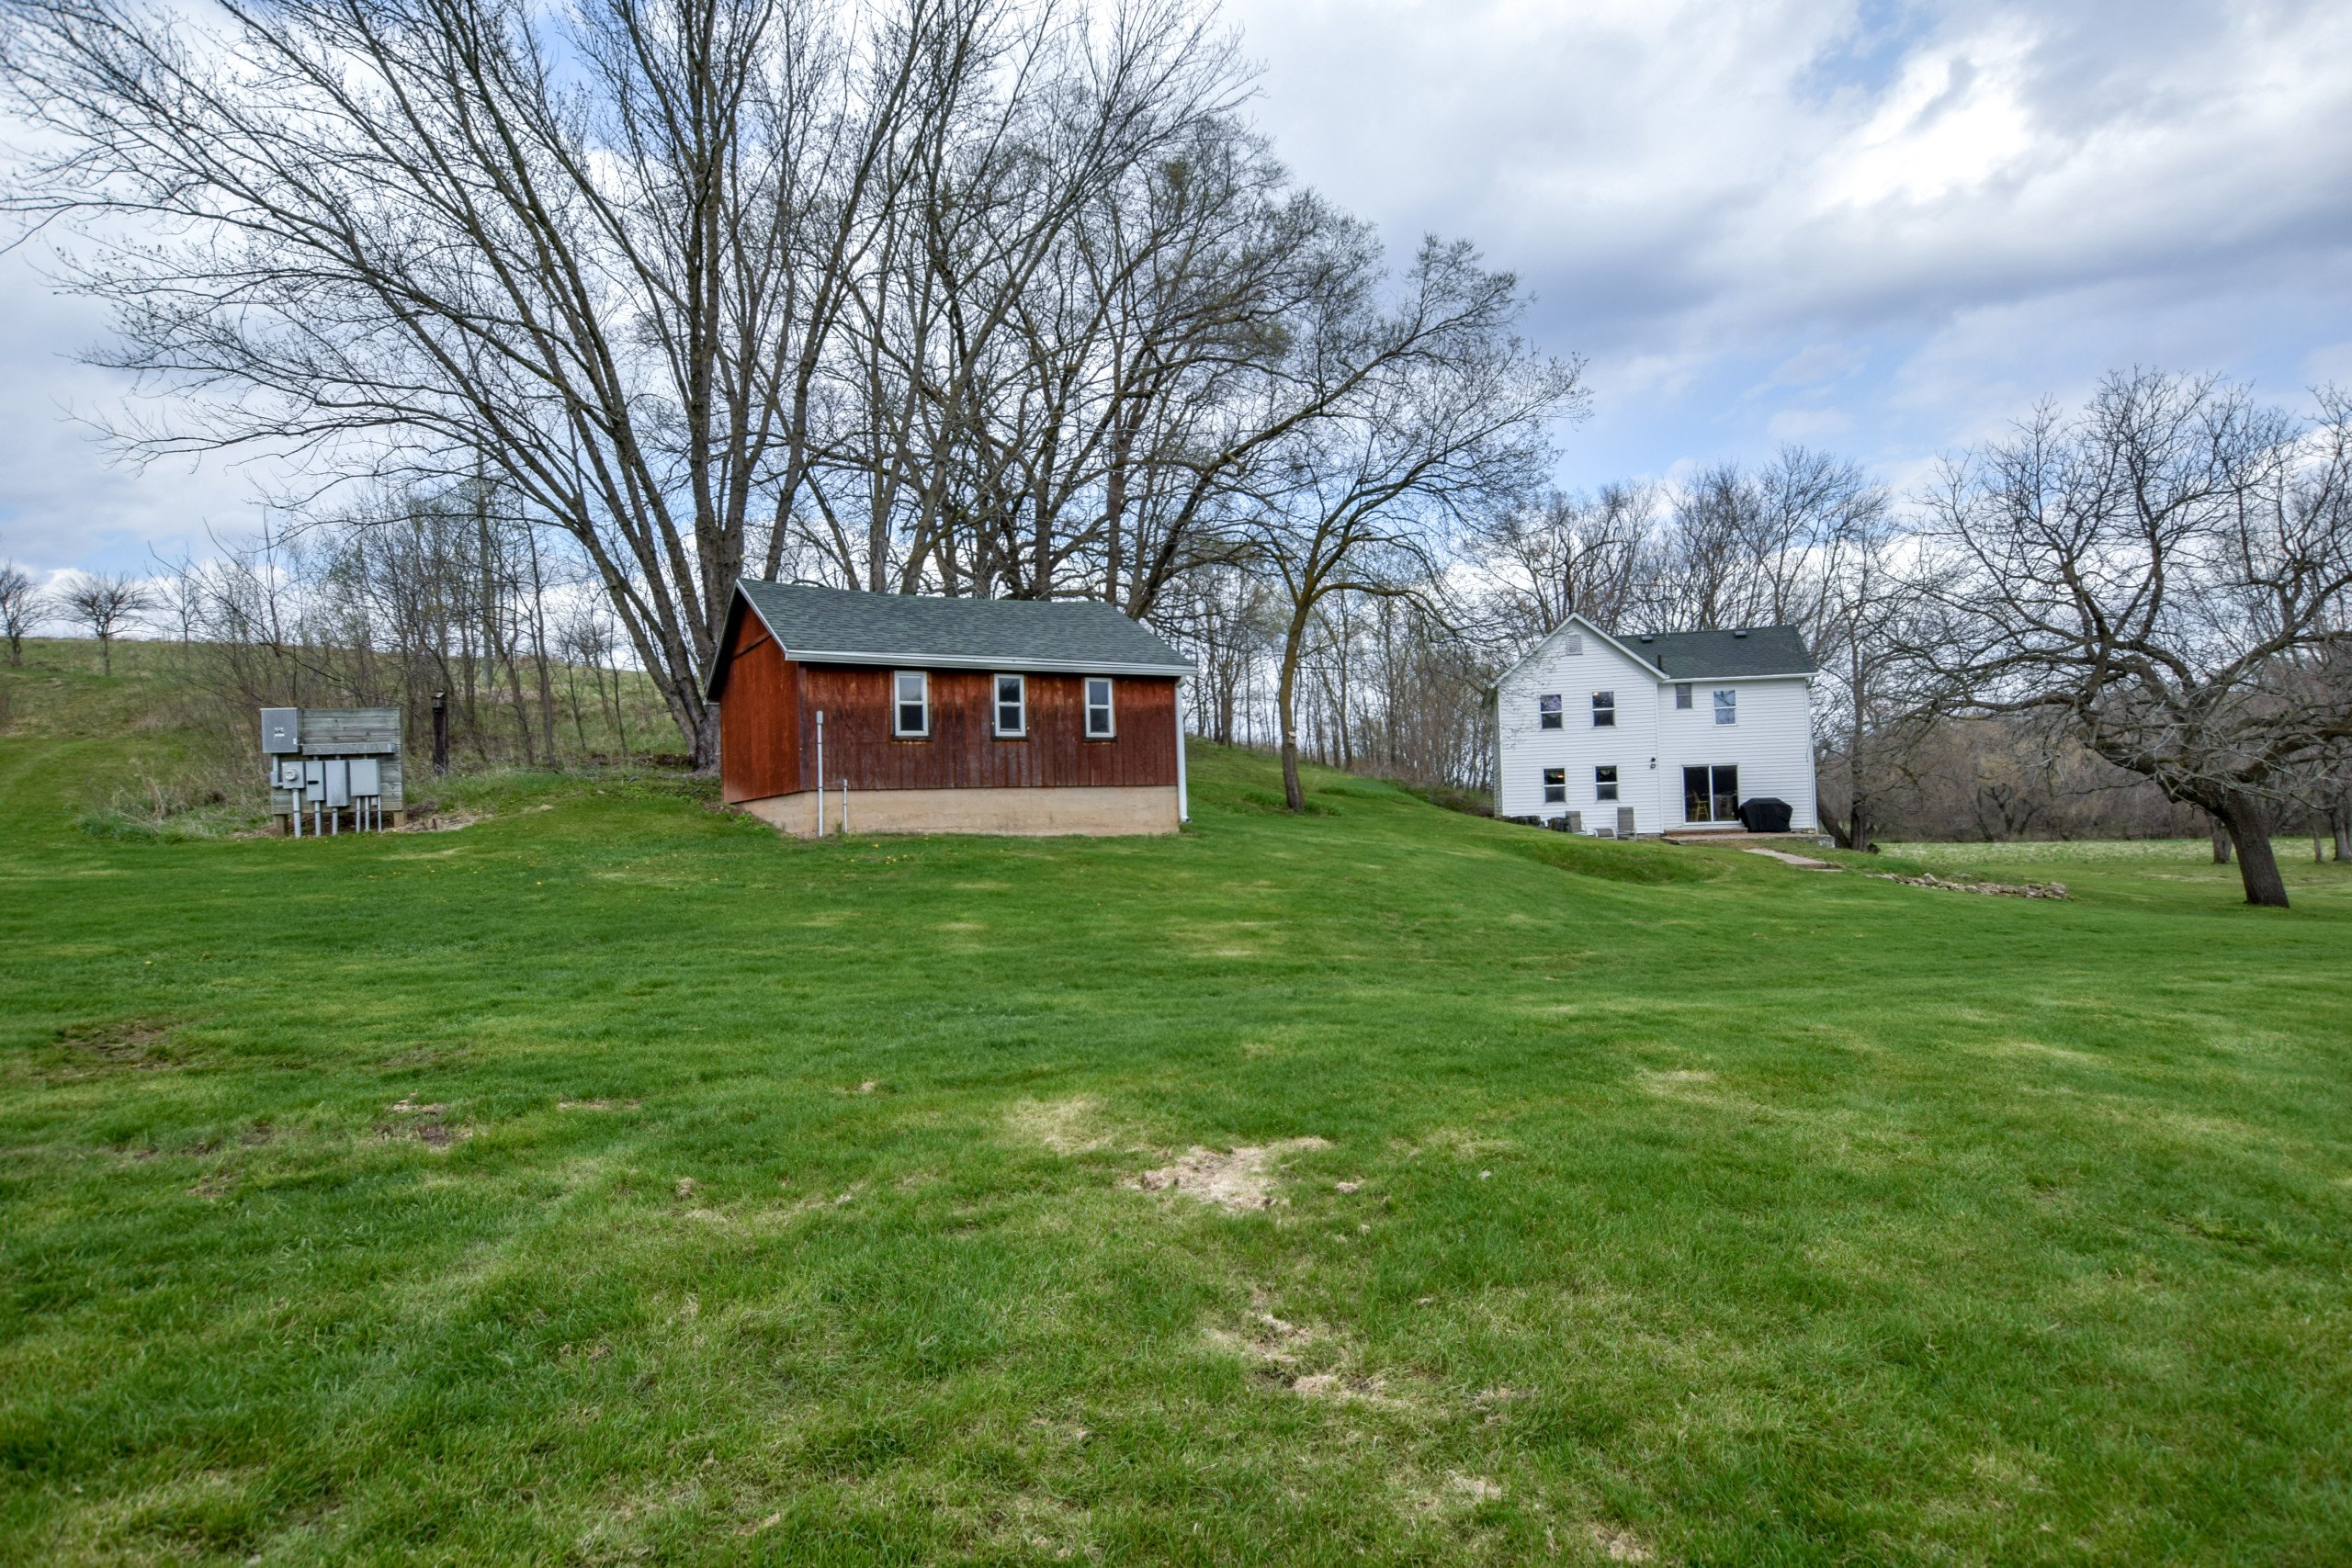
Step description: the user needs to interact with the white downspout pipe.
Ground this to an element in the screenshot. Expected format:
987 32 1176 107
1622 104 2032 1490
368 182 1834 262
1175 677 1190 824
814 710 825 839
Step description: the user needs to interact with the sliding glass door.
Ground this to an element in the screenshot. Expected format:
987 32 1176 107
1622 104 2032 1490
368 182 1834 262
1681 764 1739 823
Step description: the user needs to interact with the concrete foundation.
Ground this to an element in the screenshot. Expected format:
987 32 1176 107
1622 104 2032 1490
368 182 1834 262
740 784 1182 839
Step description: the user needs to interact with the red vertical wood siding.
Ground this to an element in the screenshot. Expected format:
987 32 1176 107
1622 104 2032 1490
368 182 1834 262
716 615 800 802
796 667 1177 792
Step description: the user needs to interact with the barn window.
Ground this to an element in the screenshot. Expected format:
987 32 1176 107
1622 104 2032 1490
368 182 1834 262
1591 691 1615 728
1537 694 1563 729
893 670 929 737
1713 688 1737 725
1084 677 1115 738
1542 768 1566 804
994 673 1026 737
1595 766 1619 802
1676 682 1692 709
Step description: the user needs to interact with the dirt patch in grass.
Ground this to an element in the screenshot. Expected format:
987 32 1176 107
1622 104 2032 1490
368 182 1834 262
397 810 484 833
53 1017 183 1070
1007 1096 1125 1155
1132 1137 1330 1210
558 1098 641 1111
1204 1310 1409 1407
1588 1523 1655 1562
379 1097 469 1148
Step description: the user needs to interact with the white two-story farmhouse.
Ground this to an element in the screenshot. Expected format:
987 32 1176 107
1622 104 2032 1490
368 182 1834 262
1490 616 1818 835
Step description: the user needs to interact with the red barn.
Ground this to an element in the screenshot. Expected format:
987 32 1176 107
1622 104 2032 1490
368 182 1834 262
707 581 1194 837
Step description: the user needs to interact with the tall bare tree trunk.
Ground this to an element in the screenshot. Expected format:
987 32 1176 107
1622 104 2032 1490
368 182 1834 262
2218 795 2289 908
2334 795 2351 863
2210 815 2233 864
1277 604 1310 812
525 527 558 762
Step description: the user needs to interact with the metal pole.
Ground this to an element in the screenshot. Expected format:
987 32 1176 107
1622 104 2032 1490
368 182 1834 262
814 710 825 839
842 777 849 836
432 691 449 774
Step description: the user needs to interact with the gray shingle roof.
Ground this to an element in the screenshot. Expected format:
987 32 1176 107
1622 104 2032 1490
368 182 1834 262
1617 625 1815 678
729 580 1193 679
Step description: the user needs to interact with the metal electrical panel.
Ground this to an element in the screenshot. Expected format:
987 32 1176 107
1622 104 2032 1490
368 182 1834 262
261 707 301 753
262 705 405 833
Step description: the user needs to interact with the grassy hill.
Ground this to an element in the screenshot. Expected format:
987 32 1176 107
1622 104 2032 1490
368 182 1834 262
3 669 2350 1564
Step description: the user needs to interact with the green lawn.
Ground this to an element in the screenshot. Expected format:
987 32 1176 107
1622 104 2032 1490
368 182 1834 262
4 686 2351 1564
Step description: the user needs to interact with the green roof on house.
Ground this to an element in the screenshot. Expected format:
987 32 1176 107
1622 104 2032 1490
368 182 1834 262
715 581 1193 695
1618 625 1815 678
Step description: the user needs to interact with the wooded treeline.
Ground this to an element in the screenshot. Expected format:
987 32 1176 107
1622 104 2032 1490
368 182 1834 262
138 491 673 769
2 0 1576 798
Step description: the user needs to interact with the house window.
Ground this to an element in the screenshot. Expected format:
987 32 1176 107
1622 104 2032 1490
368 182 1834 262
1564 632 1584 655
1595 766 1619 802
1713 689 1737 725
1542 768 1566 804
1084 677 1115 738
1537 694 1563 729
1591 691 1615 728
893 670 929 737
993 673 1026 737
1676 682 1692 709
1683 764 1739 822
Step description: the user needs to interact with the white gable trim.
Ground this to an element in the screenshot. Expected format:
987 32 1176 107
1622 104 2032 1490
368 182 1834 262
1489 613 1668 694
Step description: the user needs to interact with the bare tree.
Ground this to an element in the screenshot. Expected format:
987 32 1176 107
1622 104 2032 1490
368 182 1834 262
54 570 155 675
0 562 38 666
0 0 1076 763
1244 238 1584 810
1916 371 2352 907
1468 485 1658 649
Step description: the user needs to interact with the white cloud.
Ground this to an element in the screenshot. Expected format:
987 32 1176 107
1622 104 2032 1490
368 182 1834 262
1229 0 2352 484
0 247 267 572
1767 407 1856 442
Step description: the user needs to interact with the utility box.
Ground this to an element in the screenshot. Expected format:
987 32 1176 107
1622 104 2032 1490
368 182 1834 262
261 707 301 754
263 706 405 835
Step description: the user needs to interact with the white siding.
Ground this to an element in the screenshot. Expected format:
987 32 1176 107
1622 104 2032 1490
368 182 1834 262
1492 628 1663 831
1494 621 1817 834
1655 675 1817 829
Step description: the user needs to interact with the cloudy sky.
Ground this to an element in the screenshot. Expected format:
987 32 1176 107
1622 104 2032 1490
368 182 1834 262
4 0 2350 576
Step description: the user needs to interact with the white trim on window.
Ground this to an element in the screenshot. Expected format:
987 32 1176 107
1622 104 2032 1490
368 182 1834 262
1084 676 1115 739
893 670 930 738
1591 690 1616 728
993 672 1026 738
1713 688 1737 725
1542 767 1566 804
